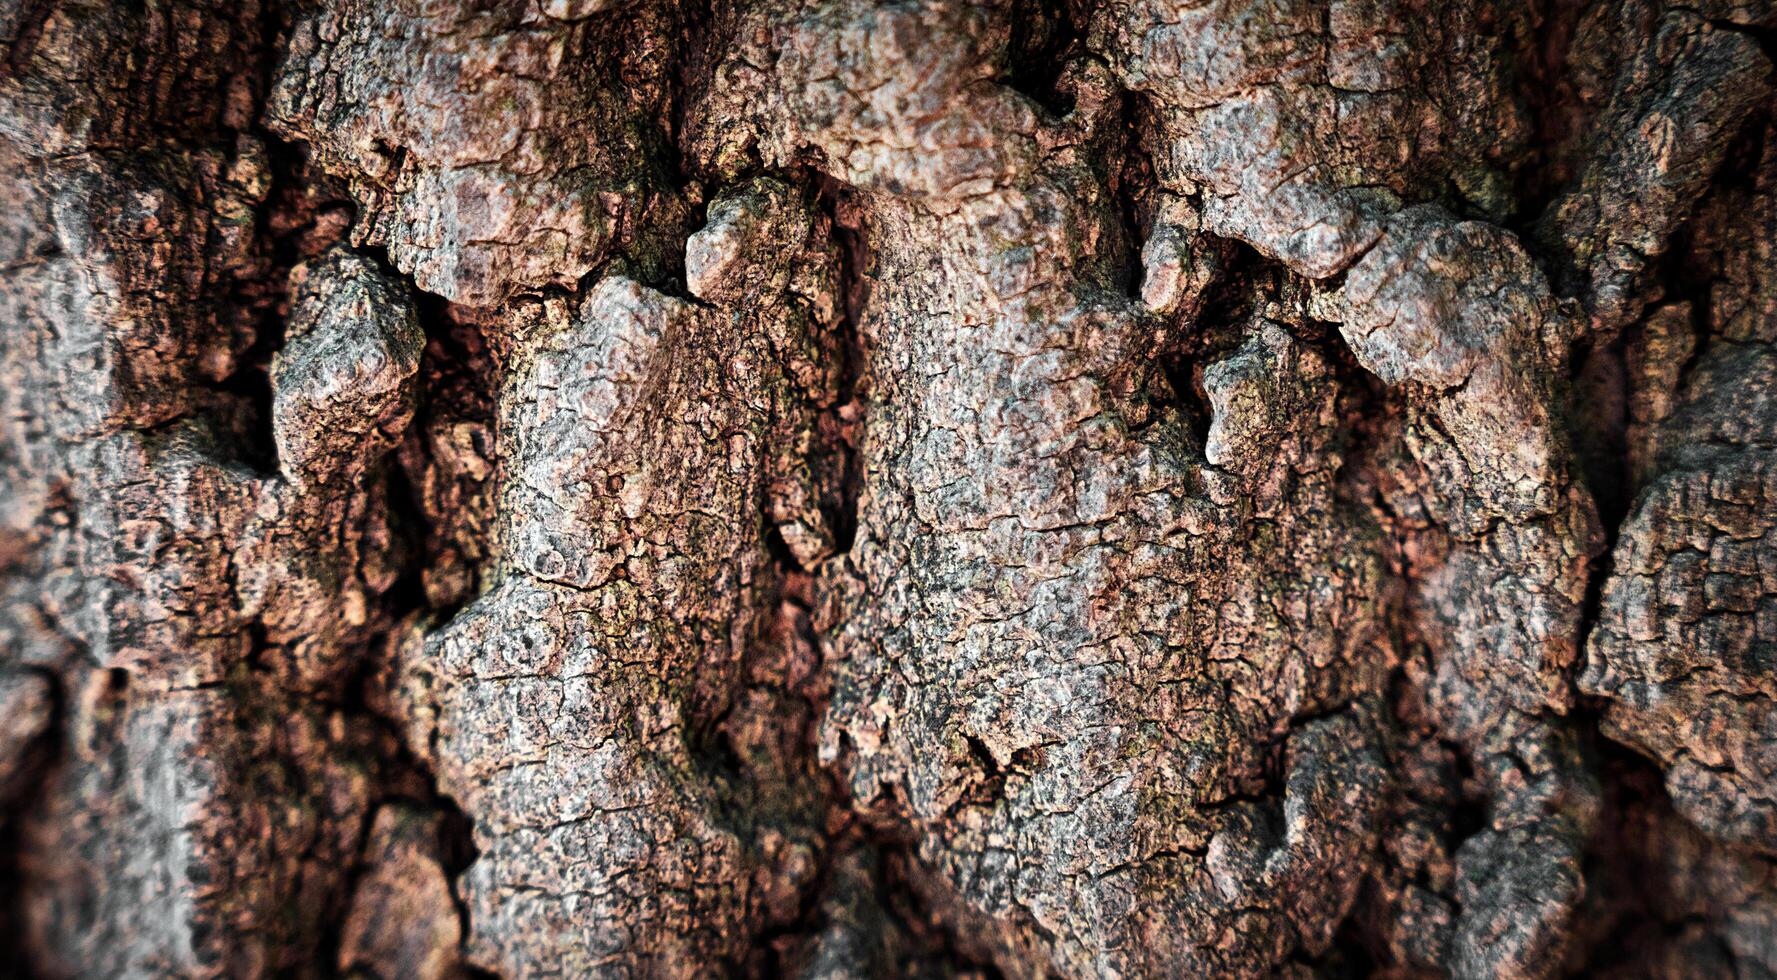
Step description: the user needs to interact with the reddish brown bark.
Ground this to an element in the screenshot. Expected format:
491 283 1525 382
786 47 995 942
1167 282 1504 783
1 1 1774 977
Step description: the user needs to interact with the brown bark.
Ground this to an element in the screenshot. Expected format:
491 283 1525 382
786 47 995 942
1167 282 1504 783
0 1 1774 977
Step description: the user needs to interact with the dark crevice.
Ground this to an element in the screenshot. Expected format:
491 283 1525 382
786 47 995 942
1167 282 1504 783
209 135 358 478
315 528 486 978
0 665 64 978
959 733 1009 810
1297 313 1398 513
1561 738 1709 976
742 823 856 977
207 348 278 476
752 829 1015 980
436 801 490 974
1567 331 1631 533
199 0 334 474
1153 237 1284 450
1510 0 1598 223
881 850 1013 980
1659 114 1771 397
397 289 500 619
715 166 880 976
313 786 385 978
247 208 496 974
813 171 868 557
363 294 495 974
1005 0 1091 116
1571 117 1768 663
328 690 486 979
671 0 717 190
216 128 437 974
1108 91 1154 304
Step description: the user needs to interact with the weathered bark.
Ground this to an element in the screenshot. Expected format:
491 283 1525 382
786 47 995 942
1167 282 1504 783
0 1 1773 977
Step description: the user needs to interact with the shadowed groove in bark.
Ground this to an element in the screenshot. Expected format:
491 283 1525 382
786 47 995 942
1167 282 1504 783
0 663 60 976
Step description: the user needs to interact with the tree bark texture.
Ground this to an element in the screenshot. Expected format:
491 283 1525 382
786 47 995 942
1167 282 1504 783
0 0 1774 977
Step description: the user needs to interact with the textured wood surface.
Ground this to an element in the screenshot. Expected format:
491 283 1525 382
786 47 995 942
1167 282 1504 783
0 1 1774 977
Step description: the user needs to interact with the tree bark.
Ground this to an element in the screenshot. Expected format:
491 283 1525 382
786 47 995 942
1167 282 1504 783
0 0 1774 977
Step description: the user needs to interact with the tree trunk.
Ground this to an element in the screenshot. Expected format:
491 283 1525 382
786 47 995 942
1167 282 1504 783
0 0 1774 976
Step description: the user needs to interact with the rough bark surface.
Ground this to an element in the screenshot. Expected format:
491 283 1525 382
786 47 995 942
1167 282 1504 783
0 1 1774 978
